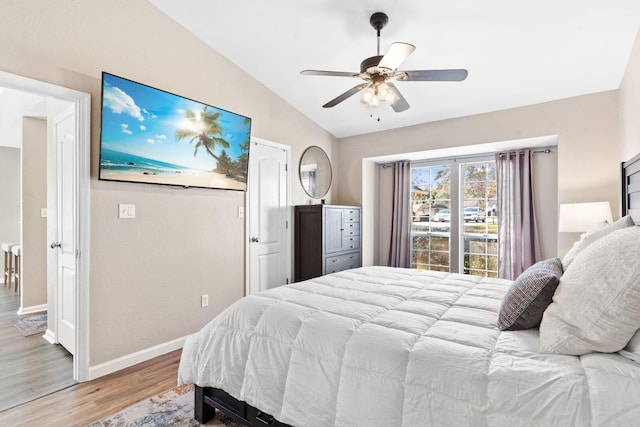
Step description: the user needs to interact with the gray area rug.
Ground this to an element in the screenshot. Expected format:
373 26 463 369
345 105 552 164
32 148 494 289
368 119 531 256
12 313 47 336
87 384 243 427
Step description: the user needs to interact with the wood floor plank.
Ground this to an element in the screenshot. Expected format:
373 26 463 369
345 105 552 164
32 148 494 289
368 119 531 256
0 349 182 426
0 283 75 413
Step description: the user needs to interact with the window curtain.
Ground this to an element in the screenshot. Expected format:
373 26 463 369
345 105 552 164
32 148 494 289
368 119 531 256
495 149 541 280
388 161 411 267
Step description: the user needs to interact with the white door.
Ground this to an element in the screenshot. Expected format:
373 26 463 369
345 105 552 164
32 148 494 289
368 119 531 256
53 105 77 355
248 139 290 294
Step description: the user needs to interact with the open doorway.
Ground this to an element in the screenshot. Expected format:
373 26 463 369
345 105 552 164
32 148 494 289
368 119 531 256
0 71 90 411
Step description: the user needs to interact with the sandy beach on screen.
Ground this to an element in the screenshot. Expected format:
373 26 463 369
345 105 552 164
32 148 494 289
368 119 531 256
101 170 246 190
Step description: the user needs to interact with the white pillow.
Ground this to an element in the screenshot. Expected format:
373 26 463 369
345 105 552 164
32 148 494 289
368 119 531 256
561 215 634 270
619 330 640 363
540 226 640 355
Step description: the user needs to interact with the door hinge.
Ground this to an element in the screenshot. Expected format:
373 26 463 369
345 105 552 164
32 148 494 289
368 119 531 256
286 278 289 284
285 163 288 172
286 220 289 229
76 249 81 258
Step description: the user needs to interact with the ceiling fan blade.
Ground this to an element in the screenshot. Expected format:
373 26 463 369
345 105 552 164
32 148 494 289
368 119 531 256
386 82 409 112
301 70 359 78
378 42 416 71
401 69 469 82
322 83 370 108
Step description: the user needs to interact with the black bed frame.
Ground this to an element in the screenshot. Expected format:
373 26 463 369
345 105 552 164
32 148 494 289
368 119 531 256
193 152 640 426
622 151 640 220
194 385 292 426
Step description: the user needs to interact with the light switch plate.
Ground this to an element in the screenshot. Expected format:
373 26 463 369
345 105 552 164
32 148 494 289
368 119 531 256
119 204 136 219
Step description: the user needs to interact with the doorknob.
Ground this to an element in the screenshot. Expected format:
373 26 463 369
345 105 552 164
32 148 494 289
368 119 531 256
50 242 61 249
250 237 259 243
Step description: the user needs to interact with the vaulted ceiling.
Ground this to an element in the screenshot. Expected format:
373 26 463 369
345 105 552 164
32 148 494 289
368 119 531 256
149 0 640 138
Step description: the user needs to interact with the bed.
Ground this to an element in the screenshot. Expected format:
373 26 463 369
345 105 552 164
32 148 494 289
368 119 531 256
178 154 640 426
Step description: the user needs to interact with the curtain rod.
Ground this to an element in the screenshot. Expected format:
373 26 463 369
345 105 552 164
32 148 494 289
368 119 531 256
498 148 552 158
380 147 554 167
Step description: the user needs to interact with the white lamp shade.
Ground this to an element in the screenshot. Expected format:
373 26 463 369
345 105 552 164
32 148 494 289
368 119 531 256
558 202 613 232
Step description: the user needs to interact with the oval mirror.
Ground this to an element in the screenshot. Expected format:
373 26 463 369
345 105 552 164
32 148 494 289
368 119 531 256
299 146 332 199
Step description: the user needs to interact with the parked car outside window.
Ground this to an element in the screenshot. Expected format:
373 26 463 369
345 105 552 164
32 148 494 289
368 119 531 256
433 209 451 222
463 207 486 222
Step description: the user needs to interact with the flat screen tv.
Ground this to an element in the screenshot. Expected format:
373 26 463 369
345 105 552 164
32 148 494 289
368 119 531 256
99 72 252 191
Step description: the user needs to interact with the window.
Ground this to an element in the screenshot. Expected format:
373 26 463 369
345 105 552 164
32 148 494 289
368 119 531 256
410 157 498 277
461 162 498 277
410 164 451 272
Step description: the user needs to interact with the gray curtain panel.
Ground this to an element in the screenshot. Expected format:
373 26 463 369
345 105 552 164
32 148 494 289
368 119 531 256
495 149 541 280
388 161 411 267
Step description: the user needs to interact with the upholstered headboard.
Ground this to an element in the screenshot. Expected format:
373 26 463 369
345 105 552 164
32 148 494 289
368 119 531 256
622 152 640 223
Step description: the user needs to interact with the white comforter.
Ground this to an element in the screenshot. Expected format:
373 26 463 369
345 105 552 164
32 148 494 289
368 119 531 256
178 267 640 426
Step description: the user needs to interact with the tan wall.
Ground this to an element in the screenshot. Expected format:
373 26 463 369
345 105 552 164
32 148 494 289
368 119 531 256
621 27 640 162
21 117 47 309
338 91 620 260
0 147 20 278
0 0 337 365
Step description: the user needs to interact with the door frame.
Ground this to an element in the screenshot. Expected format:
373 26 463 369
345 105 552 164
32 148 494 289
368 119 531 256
0 71 91 382
245 136 291 295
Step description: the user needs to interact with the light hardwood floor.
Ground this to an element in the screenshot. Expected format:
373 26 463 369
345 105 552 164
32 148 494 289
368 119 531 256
0 282 74 413
0 348 182 426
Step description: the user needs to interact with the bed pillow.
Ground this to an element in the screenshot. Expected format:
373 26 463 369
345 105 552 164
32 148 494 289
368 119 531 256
540 226 640 355
619 330 640 363
498 258 563 331
561 215 634 270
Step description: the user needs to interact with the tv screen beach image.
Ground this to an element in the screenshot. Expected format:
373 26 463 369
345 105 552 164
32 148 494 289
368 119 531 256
99 73 252 190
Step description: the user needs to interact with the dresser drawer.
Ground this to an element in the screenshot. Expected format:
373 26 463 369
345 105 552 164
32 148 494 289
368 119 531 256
342 209 360 224
325 252 361 274
342 235 360 251
342 221 360 237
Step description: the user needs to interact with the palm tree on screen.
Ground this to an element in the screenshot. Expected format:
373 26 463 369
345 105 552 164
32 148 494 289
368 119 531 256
175 106 244 177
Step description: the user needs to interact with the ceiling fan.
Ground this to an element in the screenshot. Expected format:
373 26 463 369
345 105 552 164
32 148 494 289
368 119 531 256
301 12 468 112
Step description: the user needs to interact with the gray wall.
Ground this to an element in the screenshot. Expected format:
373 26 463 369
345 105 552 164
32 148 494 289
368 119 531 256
21 117 47 309
0 147 20 280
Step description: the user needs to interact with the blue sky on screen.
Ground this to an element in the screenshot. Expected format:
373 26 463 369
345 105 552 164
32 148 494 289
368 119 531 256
100 73 250 170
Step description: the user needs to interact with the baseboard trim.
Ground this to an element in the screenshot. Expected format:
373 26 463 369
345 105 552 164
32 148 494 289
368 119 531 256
43 329 57 344
17 303 47 316
88 335 190 381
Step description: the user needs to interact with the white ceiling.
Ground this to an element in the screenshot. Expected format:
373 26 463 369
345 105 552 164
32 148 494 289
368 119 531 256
0 88 47 148
149 0 640 139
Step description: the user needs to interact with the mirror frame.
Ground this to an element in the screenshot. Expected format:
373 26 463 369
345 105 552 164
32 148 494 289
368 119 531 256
299 145 332 199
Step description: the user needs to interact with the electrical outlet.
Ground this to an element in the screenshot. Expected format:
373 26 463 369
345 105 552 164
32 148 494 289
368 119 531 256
201 294 209 308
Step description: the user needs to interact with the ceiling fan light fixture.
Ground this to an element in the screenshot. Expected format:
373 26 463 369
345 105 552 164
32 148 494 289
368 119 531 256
301 11 468 112
376 82 391 100
360 87 379 108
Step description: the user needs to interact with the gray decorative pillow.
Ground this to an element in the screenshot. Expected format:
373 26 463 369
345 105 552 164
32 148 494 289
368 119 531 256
562 215 634 270
498 258 563 331
540 226 640 355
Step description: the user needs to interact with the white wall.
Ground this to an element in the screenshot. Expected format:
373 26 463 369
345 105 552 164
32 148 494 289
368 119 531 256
621 27 640 161
0 147 20 279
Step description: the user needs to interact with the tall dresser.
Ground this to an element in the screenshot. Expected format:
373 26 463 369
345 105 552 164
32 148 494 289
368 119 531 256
294 205 361 282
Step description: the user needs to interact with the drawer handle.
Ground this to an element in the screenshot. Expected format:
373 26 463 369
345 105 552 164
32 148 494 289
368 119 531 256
332 259 337 263
256 411 274 425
